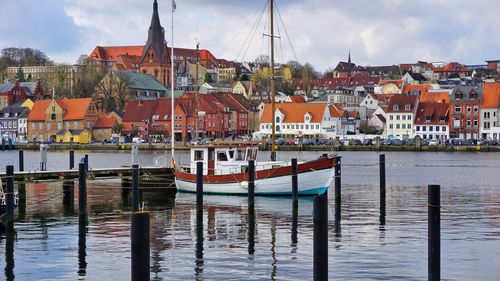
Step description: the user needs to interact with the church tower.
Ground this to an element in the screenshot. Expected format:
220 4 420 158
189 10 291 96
140 0 172 86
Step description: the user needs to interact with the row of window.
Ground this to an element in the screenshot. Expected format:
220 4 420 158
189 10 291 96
419 134 447 140
454 105 478 114
415 126 447 132
30 121 86 131
483 111 497 119
0 120 17 128
483 121 498 129
388 124 412 130
261 123 321 130
389 114 412 121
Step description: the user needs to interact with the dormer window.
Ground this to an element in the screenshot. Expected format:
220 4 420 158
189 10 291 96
455 92 462 99
393 105 399 110
405 104 411 110
439 117 446 123
425 116 431 122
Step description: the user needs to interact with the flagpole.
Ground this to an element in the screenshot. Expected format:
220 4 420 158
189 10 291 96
170 0 176 169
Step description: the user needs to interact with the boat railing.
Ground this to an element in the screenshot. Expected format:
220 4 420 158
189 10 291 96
180 162 289 176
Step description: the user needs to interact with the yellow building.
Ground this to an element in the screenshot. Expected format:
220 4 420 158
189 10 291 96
56 129 91 144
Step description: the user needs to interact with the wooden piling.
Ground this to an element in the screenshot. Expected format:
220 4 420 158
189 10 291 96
84 154 89 171
313 193 328 281
132 164 139 212
131 212 150 281
63 179 75 213
78 163 87 216
379 154 386 225
70 149 75 170
78 215 87 276
6 165 15 230
291 158 298 199
19 149 24 172
428 184 440 281
248 159 255 254
334 156 341 223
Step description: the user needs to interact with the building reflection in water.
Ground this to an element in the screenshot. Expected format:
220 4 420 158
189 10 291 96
4 226 15 281
78 216 87 277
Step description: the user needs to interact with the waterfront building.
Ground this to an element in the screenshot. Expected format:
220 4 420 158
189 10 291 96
258 103 344 139
27 98 99 143
414 102 450 140
480 82 500 140
384 93 418 140
0 100 30 140
449 86 483 140
92 114 117 142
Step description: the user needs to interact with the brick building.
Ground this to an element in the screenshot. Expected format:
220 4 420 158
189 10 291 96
449 86 483 140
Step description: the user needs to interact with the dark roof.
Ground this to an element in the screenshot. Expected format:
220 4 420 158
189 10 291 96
113 71 168 92
406 71 427 82
451 85 483 100
415 102 450 125
0 102 30 117
387 94 418 113
333 61 357 73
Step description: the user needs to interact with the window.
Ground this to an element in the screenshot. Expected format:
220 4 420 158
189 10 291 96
416 126 420 132
484 112 490 118
402 115 406 120
51 114 56 121
31 122 35 130
473 119 478 127
423 134 427 139
58 122 62 130
316 125 320 130
389 124 393 129
396 124 400 129
436 126 440 132
466 119 471 127
276 116 280 123
473 106 478 113
194 150 204 161
442 126 446 131
393 105 399 110
217 152 228 162
396 115 400 120
390 115 393 120
408 115 412 120
423 126 427 131
408 124 411 129
405 104 411 110
466 106 471 113
453 119 460 128
305 125 309 130
402 124 406 129
39 122 43 130
429 126 433 132
455 106 460 113
74 121 78 128
46 122 51 130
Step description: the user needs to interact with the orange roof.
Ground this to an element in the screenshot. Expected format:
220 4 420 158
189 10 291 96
93 116 116 128
88 46 144 61
482 82 500 108
27 99 52 121
261 103 327 123
402 84 430 94
28 98 92 121
289 96 306 103
329 104 344 118
419 91 450 103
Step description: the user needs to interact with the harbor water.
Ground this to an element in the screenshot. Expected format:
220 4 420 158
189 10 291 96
0 150 499 280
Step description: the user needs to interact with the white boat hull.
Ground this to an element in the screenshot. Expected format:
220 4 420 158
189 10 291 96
175 167 334 195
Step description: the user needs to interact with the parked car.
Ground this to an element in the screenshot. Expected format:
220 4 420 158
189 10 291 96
349 139 362 145
406 138 416 146
132 137 146 143
381 139 392 145
362 139 373 146
429 139 439 146
392 139 403 145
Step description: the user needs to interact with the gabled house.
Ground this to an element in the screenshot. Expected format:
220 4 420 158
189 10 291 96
0 100 31 140
122 100 157 139
480 82 500 140
384 94 419 140
27 98 99 143
414 102 450 140
449 86 483 140
232 81 257 99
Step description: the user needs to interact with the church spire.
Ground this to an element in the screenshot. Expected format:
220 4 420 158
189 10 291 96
348 49 351 64
141 0 168 65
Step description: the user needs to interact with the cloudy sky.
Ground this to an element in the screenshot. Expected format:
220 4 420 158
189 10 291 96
1 0 499 71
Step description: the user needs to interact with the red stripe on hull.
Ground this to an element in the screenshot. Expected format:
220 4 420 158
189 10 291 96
175 156 335 184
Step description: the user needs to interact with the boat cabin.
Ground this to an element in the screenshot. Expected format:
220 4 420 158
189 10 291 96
186 145 258 175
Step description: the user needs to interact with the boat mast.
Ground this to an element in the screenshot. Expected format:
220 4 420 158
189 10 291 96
171 0 175 166
270 0 277 161
195 41 200 141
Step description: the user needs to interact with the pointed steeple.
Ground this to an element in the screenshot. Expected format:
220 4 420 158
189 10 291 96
348 49 351 64
141 0 168 65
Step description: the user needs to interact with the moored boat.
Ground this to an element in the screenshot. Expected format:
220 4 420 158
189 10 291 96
174 142 336 195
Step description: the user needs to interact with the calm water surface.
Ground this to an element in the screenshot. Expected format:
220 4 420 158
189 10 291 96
0 150 499 280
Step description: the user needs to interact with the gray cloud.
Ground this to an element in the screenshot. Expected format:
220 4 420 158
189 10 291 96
1 0 499 71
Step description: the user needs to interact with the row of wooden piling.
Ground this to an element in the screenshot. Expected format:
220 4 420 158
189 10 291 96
2 153 441 281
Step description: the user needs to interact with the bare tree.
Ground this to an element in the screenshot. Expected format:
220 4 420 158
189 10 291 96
94 71 131 113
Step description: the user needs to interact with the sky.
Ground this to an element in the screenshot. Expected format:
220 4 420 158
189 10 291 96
0 0 499 72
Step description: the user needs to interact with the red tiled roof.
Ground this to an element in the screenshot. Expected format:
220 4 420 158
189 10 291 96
122 100 157 122
289 96 306 103
415 102 450 125
402 84 430 94
387 94 418 113
329 104 343 118
482 82 500 108
88 45 216 62
27 99 52 121
93 116 115 128
261 103 327 123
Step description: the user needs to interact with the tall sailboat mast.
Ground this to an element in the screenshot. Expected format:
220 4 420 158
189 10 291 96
171 0 176 167
270 0 277 161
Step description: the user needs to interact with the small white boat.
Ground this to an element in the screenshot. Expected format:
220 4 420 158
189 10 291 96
174 143 336 196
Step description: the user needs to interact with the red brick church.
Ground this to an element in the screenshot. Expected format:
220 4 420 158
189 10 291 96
87 0 216 86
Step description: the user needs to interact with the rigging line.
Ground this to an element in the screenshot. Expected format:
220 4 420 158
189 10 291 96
274 1 298 61
235 1 267 62
274 7 285 66
219 0 267 59
241 4 267 63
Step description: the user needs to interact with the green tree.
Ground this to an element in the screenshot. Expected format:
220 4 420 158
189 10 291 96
204 72 213 83
16 67 26 82
286 60 303 79
74 65 106 98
